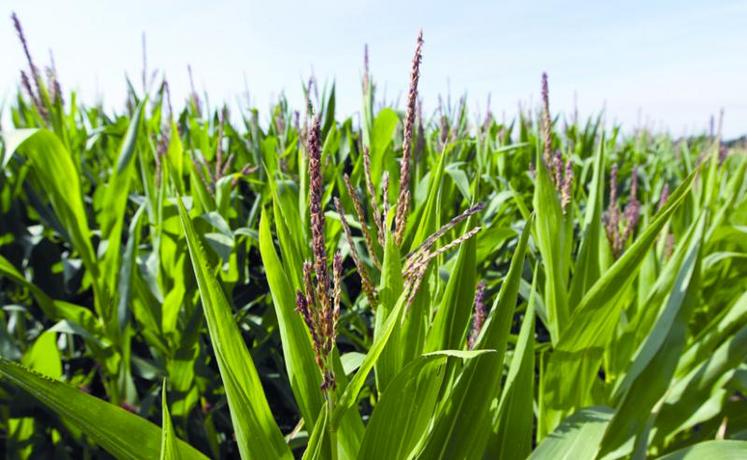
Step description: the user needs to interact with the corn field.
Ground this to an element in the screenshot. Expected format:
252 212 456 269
1 14 747 460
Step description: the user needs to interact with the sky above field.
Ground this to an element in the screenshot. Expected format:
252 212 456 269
2 0 747 138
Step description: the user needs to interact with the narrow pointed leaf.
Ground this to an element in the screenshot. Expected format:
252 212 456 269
177 196 292 460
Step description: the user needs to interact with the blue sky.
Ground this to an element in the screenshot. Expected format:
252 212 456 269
3 0 747 137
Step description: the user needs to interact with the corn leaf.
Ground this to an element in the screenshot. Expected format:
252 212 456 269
258 208 324 427
177 196 292 460
542 166 698 434
160 381 181 460
414 220 531 459
531 407 615 460
489 269 537 458
425 217 478 352
599 213 705 458
0 358 206 460
359 350 491 460
657 440 747 460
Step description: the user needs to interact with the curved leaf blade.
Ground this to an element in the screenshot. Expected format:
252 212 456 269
0 358 206 460
177 196 292 460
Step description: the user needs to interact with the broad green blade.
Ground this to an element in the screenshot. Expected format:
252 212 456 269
533 143 571 344
530 407 614 460
425 218 478 352
410 145 448 247
656 440 747 460
258 209 324 427
332 281 411 427
599 214 705 459
0 254 99 335
100 101 145 302
0 358 206 460
368 108 398 187
489 269 537 459
568 136 605 309
117 204 146 335
373 231 404 393
177 196 292 460
8 331 61 457
16 129 103 314
542 167 698 435
22 331 62 378
167 119 185 190
359 350 491 460
414 221 531 459
359 355 445 460
302 404 328 460
676 290 747 377
653 324 747 445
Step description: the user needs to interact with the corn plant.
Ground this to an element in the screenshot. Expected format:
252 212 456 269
1 13 747 460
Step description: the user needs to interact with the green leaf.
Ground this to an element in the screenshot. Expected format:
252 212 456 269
676 290 747 377
117 204 146 334
373 231 404 393
0 358 206 460
568 137 605 309
340 352 365 376
16 129 103 314
533 146 571 344
656 440 747 460
359 350 492 460
268 178 305 285
414 220 531 459
258 209 324 427
530 407 615 460
489 269 537 459
177 196 292 460
160 381 181 460
410 147 449 248
0 254 98 335
542 166 698 435
653 324 747 445
302 404 328 460
100 101 145 302
425 218 478 352
8 331 61 457
166 119 185 191
1 128 38 168
369 108 398 185
22 331 62 378
332 278 411 427
599 213 705 459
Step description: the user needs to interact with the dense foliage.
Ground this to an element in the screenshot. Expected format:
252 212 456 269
1 16 747 460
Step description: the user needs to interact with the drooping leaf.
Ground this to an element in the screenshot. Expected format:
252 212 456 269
16 129 103 314
0 358 207 460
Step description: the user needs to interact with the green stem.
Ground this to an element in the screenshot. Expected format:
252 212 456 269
327 394 338 460
324 355 339 460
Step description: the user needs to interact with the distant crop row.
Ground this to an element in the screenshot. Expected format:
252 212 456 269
1 13 746 460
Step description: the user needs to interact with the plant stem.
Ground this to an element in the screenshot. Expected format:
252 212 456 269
327 391 338 460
